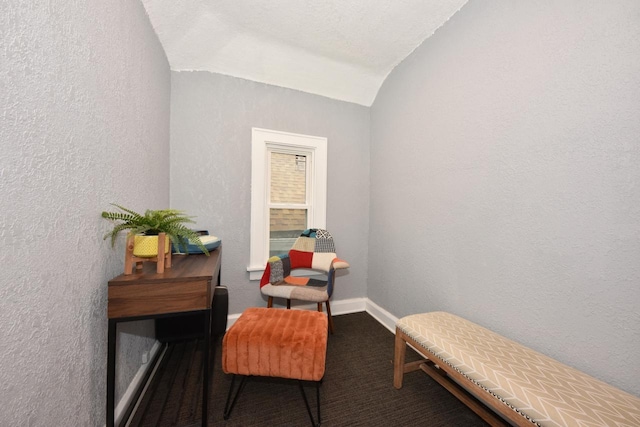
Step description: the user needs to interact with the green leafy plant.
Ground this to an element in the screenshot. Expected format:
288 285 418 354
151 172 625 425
101 204 209 255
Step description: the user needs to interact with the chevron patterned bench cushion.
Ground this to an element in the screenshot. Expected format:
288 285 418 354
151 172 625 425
397 312 640 427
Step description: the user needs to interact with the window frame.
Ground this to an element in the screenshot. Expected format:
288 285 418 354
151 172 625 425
248 128 327 280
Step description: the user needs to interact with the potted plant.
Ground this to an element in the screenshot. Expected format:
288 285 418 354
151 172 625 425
101 204 209 256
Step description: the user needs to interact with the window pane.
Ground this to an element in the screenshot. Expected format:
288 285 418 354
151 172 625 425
270 152 306 204
269 208 307 257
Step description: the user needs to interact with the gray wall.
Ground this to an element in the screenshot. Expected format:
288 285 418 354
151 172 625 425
170 71 370 315
0 1 170 424
369 0 640 395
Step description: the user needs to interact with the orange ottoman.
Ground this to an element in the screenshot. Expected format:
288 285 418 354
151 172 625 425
222 307 328 425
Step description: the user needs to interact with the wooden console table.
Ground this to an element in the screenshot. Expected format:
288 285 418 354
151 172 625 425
107 247 221 427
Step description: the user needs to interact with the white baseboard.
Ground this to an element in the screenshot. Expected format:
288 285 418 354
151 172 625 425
112 340 163 427
226 297 399 332
364 299 399 333
226 297 369 329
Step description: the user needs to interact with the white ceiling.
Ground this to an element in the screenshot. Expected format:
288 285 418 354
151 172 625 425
140 0 468 106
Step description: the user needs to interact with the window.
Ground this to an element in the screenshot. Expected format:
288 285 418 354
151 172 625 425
248 128 327 280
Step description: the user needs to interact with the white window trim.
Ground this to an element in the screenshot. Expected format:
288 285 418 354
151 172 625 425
248 128 327 280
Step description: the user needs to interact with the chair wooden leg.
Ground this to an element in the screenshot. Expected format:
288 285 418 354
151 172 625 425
268 299 333 332
325 301 334 334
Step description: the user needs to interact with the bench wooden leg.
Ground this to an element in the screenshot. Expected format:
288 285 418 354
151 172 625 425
417 361 508 426
394 328 407 389
395 330 511 426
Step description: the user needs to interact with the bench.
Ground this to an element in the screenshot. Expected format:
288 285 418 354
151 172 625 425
394 312 640 427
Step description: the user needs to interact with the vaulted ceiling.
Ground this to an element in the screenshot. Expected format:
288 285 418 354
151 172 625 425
140 0 468 106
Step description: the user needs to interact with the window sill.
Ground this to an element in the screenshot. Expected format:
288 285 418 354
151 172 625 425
247 266 265 281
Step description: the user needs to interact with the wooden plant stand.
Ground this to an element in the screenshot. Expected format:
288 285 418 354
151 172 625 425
124 232 172 275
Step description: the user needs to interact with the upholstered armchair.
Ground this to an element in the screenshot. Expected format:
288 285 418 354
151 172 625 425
259 229 349 333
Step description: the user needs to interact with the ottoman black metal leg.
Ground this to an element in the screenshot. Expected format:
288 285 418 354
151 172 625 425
298 380 322 427
223 375 249 420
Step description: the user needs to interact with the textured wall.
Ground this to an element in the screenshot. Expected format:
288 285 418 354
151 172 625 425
370 0 640 395
170 71 370 315
0 1 170 425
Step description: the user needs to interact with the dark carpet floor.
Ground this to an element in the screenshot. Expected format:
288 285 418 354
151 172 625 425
128 311 489 427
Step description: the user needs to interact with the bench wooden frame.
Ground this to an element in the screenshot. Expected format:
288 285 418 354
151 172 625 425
394 327 531 427
394 312 640 427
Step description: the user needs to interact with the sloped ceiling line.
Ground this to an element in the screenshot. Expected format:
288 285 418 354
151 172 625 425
141 0 468 106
